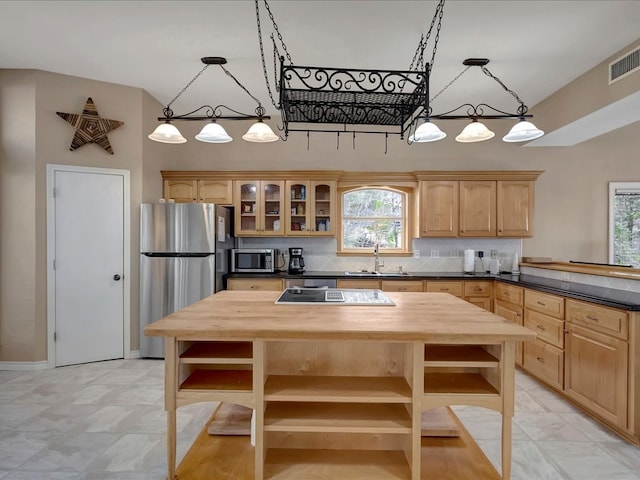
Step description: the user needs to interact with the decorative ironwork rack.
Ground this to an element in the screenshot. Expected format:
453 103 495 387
278 60 429 138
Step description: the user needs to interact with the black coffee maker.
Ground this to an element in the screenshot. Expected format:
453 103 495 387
288 247 305 274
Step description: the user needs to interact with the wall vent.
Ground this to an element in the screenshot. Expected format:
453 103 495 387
609 46 640 84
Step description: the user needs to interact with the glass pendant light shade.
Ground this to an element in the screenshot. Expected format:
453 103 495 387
412 120 447 142
502 120 544 142
455 120 495 143
148 122 187 144
195 122 233 143
242 120 279 143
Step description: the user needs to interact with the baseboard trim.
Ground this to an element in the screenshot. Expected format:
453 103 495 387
0 360 49 371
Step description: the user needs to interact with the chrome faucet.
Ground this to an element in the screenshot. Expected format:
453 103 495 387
373 243 382 272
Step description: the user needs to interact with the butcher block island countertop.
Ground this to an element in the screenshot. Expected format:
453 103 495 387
145 290 536 480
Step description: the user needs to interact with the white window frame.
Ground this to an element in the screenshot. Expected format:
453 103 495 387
608 181 640 265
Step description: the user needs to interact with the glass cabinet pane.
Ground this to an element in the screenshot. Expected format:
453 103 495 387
239 182 258 233
289 183 307 233
314 183 331 233
263 183 282 234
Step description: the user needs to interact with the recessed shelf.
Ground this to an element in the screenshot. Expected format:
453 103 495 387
180 341 253 365
424 372 499 395
179 369 252 392
264 448 410 479
264 402 412 433
424 345 499 368
264 375 412 403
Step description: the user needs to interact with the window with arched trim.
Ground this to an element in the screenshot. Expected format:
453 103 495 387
341 187 407 252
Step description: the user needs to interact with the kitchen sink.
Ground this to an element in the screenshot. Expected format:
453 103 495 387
344 271 411 277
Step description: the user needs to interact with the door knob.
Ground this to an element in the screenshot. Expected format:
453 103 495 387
113 274 121 281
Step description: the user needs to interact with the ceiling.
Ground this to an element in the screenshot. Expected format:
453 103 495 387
1 0 640 140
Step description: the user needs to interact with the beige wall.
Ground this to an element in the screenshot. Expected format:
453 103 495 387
1 37 639 363
0 69 173 362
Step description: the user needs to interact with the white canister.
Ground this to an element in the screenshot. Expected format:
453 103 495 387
511 252 520 273
463 249 475 273
489 258 501 275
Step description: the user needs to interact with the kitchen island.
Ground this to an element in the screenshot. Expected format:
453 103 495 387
144 290 536 480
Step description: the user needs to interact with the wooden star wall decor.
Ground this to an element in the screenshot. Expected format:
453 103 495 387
57 97 124 155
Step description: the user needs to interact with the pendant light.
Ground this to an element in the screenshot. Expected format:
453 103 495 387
455 120 495 143
195 121 233 143
411 120 447 143
147 122 187 144
420 58 544 144
502 120 544 142
242 119 279 142
148 57 277 145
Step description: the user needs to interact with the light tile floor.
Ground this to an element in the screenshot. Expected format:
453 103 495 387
1 359 639 479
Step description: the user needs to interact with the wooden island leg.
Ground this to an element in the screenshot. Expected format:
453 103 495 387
501 341 516 480
165 337 178 480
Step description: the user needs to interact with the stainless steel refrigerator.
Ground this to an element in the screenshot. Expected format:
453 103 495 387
139 203 233 358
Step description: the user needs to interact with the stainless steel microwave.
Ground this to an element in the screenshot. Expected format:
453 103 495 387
230 248 276 273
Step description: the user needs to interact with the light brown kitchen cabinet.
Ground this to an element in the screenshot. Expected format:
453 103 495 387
524 289 564 319
163 178 233 204
523 338 564 390
564 299 629 429
285 180 336 236
459 181 496 237
425 281 463 297
226 278 284 291
234 180 284 236
419 181 459 237
494 283 525 366
197 179 233 204
417 172 540 238
497 180 534 237
522 289 565 388
464 281 492 311
424 280 491 310
336 279 380 289
163 179 198 203
380 280 423 292
564 322 628 428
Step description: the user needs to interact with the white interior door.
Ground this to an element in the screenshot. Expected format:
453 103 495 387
49 166 128 366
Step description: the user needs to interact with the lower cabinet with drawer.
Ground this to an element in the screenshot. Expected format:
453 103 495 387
494 283 524 365
564 299 629 429
523 306 565 389
522 289 565 389
425 280 492 311
227 278 284 291
464 281 492 311
523 338 564 390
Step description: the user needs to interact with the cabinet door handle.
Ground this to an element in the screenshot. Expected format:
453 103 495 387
250 285 259 289
441 288 449 291
586 315 599 322
536 324 546 332
473 287 482 292
516 312 522 317
536 356 545 364
536 301 546 306
504 292 510 297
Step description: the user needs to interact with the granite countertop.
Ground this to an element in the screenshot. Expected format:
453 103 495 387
225 271 640 310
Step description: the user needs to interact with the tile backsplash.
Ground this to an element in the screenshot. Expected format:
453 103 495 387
521 266 640 293
237 237 640 293
237 237 522 274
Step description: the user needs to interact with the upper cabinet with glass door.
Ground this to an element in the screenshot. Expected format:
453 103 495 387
234 180 284 236
285 181 336 236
